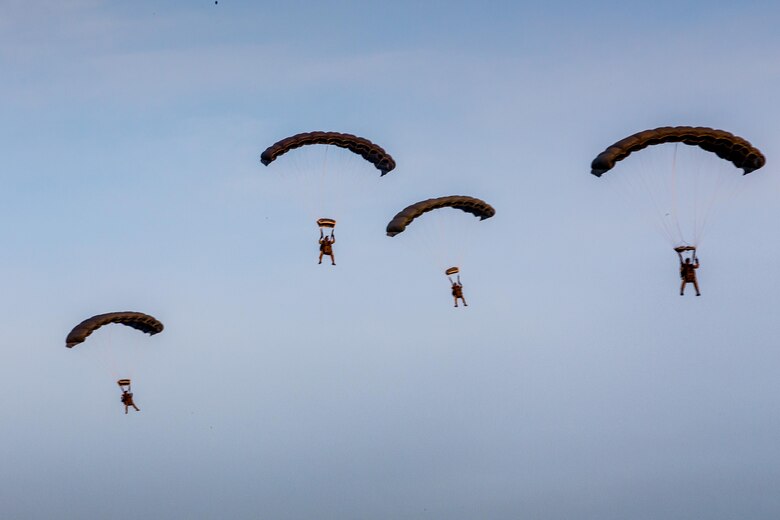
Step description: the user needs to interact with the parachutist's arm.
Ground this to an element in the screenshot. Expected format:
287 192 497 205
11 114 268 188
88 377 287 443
457 275 461 284
448 276 454 284
320 229 324 238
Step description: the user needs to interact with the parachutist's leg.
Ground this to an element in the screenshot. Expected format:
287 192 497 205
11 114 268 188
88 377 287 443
462 297 468 307
453 296 458 307
330 253 335 266
318 252 323 264
693 279 700 296
680 281 686 296
125 405 129 415
133 404 140 411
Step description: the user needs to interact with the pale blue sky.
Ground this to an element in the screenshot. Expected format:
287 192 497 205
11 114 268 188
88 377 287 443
1 1 780 519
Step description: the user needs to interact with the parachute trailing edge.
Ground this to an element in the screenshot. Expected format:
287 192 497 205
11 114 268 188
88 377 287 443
386 196 496 237
66 312 164 348
260 131 396 175
591 126 765 177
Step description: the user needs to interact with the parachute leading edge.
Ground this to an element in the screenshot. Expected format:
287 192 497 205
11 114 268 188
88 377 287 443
591 126 765 177
261 131 396 175
386 196 496 237
66 311 164 348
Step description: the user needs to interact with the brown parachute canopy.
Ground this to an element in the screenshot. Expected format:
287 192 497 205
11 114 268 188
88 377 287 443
591 126 766 176
66 312 164 348
386 196 496 237
260 131 396 175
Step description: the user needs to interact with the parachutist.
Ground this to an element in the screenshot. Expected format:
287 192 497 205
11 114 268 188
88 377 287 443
677 249 701 296
121 390 140 414
449 275 467 307
319 229 336 265
118 380 140 414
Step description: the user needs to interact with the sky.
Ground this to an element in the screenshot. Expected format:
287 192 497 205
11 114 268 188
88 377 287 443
1 1 780 519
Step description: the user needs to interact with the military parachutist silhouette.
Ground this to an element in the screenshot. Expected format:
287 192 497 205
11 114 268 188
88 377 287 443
444 267 467 307
449 275 467 307
319 229 336 265
676 247 700 296
118 379 140 414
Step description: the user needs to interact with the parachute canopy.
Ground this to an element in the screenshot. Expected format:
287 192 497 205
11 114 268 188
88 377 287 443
261 131 396 175
386 196 496 237
591 126 765 177
66 312 164 348
445 267 460 276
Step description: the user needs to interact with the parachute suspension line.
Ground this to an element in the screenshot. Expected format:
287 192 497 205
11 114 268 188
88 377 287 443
692 146 704 246
418 209 450 269
669 143 688 245
434 208 452 266
637 151 676 243
613 154 674 245
633 151 679 244
696 162 748 246
317 144 332 217
103 325 120 380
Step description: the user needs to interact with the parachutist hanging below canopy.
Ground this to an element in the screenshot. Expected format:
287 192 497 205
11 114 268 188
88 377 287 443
590 125 766 294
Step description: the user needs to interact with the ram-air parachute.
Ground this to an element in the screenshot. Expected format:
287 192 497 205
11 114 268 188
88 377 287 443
591 126 765 249
386 196 495 237
261 131 396 175
386 196 495 302
261 131 396 239
66 311 164 348
591 127 765 177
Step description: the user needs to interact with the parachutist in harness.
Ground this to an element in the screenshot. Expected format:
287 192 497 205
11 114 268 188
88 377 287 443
118 379 140 414
449 275 467 307
677 247 700 296
319 229 336 265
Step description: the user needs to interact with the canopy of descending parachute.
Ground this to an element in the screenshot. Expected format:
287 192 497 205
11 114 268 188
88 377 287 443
590 126 765 249
66 311 164 348
385 195 496 280
261 131 396 175
386 196 496 237
260 131 397 228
